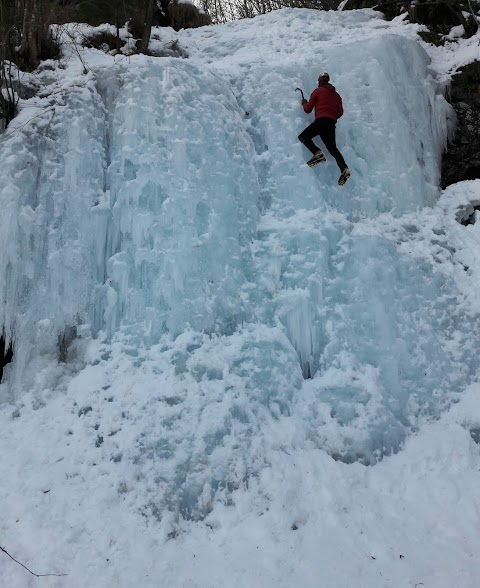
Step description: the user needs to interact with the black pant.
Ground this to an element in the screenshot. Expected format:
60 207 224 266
298 117 347 171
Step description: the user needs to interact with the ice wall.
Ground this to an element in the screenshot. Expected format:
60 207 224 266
0 9 476 518
0 82 106 389
92 60 259 342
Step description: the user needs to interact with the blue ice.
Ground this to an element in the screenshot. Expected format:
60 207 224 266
0 10 476 519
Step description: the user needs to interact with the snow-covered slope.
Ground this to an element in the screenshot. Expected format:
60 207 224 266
1 8 480 587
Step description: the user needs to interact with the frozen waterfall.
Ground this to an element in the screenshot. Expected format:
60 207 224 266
0 9 476 526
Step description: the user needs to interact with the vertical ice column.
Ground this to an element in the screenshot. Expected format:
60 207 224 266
0 82 107 392
99 59 259 343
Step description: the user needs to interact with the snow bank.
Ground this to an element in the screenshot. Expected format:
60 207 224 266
1 8 480 588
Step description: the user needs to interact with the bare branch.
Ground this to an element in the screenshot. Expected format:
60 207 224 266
0 545 68 578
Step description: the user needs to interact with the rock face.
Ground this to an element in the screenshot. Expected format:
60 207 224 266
442 62 480 188
361 0 480 188
409 1 478 36
0 336 13 383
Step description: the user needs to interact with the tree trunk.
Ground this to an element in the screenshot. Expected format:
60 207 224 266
19 0 32 58
141 0 154 53
28 0 39 66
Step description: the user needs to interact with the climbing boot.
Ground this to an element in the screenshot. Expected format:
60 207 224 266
307 150 326 167
338 167 350 186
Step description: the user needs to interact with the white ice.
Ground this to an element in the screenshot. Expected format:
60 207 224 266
1 8 480 587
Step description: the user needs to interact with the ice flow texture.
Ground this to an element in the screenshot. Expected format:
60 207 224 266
0 13 476 518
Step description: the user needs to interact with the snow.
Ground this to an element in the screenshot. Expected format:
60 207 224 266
416 13 480 84
1 8 480 587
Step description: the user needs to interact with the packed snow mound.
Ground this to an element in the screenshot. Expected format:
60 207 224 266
1 9 479 538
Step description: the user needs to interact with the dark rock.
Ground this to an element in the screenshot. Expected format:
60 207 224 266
344 0 377 8
470 427 480 443
375 1 410 20
442 61 480 188
459 204 480 226
11 78 39 100
409 1 464 34
0 334 14 383
417 30 445 46
58 324 77 362
368 1 479 36
78 406 92 417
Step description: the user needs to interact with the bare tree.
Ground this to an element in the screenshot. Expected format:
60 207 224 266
0 60 18 130
201 0 339 22
141 0 154 52
0 0 20 128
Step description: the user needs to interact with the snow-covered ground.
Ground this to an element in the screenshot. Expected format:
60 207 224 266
1 8 480 587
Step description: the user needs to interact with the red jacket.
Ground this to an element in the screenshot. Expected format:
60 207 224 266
303 83 343 122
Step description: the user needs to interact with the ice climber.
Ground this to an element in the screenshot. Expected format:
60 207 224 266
298 72 350 186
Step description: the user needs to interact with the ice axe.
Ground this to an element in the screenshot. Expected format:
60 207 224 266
295 87 306 102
